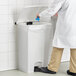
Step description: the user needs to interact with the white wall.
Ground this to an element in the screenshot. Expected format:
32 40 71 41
24 0 48 6
0 0 17 71
0 0 48 71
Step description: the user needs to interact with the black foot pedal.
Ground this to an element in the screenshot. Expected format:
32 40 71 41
34 66 41 72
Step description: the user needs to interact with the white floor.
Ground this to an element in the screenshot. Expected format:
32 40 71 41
0 62 70 76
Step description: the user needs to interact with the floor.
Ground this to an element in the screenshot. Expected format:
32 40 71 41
0 62 70 76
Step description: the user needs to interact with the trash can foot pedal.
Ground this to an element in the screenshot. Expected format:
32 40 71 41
34 66 41 72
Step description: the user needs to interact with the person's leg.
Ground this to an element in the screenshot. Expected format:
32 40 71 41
67 49 76 75
39 47 64 74
48 47 64 72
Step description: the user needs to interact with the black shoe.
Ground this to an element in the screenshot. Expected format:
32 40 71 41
67 70 76 76
40 67 56 74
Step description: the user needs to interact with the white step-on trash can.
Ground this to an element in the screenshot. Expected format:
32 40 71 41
16 21 53 73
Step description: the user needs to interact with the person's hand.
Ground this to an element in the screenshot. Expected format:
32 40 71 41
36 14 40 18
35 14 40 21
54 13 58 16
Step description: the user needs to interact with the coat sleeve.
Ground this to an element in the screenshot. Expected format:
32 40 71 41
40 0 65 18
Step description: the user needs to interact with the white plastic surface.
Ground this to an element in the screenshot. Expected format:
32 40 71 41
17 22 53 73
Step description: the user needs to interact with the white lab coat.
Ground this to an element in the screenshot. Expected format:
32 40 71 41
40 0 76 48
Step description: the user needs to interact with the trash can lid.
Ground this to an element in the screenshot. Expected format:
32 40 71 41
18 21 51 26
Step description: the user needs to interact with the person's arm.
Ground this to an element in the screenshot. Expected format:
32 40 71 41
39 0 65 18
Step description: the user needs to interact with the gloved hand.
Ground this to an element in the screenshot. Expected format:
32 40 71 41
35 14 40 21
36 13 51 22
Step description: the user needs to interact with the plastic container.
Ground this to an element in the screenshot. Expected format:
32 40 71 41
16 21 53 73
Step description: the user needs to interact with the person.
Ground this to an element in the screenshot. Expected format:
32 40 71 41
36 0 76 76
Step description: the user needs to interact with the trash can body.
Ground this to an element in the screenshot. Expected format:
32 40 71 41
17 22 53 73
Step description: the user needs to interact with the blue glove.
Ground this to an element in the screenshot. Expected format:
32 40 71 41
35 16 40 21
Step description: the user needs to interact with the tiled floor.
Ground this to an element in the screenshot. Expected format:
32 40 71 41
0 62 70 76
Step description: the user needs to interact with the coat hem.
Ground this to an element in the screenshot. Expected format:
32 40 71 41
52 45 76 49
